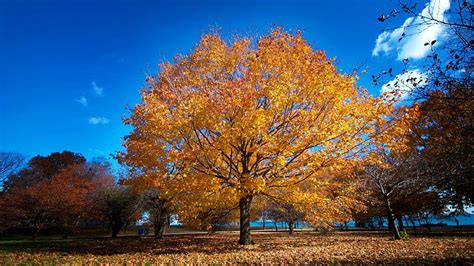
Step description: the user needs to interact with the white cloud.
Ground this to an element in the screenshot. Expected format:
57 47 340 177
381 69 428 100
91 80 104 96
372 0 450 60
89 116 110 125
75 96 88 107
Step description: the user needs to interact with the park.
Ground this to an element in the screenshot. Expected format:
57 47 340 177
1 230 473 264
0 0 473 264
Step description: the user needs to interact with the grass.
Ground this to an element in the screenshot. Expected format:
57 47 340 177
0 231 473 264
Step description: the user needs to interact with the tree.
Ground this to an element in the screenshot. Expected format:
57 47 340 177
358 107 441 239
265 200 304 234
3 151 86 191
374 0 473 211
0 154 114 239
117 166 178 239
410 89 473 210
352 205 387 229
0 152 26 185
92 186 140 238
141 189 172 239
361 161 412 239
120 28 392 244
377 0 472 51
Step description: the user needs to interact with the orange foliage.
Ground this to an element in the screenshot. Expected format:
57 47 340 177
119 28 393 242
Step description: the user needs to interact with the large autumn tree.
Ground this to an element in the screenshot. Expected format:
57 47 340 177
119 28 391 245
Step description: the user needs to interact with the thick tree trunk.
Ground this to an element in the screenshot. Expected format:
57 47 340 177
387 213 394 232
154 208 168 239
238 195 253 245
383 196 401 240
288 221 294 235
111 217 123 238
154 217 166 239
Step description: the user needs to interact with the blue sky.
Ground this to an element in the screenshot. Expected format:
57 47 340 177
0 0 450 162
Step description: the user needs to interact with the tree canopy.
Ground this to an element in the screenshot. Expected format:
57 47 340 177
118 28 393 244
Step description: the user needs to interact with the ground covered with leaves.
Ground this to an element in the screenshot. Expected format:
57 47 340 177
1 231 473 264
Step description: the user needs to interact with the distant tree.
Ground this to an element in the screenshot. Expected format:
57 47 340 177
359 107 425 239
0 154 113 239
0 152 26 185
92 186 140 238
266 200 304 235
374 1 473 212
352 206 386 229
3 151 85 191
410 89 473 210
141 189 172 239
117 166 178 239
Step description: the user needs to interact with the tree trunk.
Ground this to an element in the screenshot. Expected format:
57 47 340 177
396 216 404 231
111 217 123 238
32 217 41 240
154 207 168 239
387 213 394 232
288 221 294 235
123 222 128 234
262 211 266 230
383 196 401 240
32 227 40 240
154 217 166 239
274 221 278 231
238 195 253 245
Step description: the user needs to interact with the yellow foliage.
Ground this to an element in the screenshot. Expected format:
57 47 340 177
118 28 392 227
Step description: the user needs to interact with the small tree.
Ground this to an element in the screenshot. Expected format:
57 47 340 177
141 189 172 239
266 200 304 234
93 186 140 238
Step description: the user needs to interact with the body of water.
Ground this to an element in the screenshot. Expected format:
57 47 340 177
249 214 473 229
